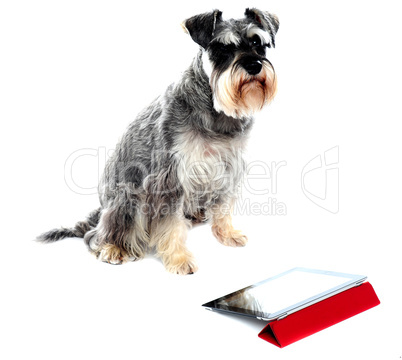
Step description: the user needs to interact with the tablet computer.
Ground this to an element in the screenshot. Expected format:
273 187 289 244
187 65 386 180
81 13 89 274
202 267 367 321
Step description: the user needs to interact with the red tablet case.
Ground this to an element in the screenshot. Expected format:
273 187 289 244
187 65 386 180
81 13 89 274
258 282 380 348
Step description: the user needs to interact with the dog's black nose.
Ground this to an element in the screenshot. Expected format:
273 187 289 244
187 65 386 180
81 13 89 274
243 60 262 75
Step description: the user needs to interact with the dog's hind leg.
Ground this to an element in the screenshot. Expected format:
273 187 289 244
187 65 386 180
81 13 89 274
84 187 149 265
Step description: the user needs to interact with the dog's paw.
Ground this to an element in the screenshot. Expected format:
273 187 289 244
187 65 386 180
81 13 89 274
221 231 248 247
212 226 248 247
97 244 131 265
164 252 198 275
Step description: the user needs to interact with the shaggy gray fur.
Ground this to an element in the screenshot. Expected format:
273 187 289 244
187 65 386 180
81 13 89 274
37 8 279 272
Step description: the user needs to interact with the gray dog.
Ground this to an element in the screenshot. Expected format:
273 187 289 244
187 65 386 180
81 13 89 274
38 8 279 274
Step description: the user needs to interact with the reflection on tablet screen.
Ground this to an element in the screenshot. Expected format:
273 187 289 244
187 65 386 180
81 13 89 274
217 270 353 316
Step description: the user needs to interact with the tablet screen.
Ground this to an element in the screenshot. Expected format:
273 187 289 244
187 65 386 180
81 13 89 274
203 268 366 320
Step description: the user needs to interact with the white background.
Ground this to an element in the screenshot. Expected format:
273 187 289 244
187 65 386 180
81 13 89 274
1 0 401 359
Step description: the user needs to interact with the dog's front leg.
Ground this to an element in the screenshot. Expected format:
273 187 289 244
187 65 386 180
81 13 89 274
151 213 197 275
210 200 248 247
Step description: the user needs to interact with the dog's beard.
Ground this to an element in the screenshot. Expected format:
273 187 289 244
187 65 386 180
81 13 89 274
211 60 277 119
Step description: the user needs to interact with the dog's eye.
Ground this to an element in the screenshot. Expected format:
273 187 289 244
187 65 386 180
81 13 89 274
250 35 262 47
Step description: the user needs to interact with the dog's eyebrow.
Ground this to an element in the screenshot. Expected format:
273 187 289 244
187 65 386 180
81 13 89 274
215 28 241 46
246 25 271 45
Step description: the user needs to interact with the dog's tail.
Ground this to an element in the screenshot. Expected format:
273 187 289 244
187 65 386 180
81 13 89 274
36 208 101 243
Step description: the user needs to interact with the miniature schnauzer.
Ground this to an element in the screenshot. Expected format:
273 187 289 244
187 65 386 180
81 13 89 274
37 8 279 274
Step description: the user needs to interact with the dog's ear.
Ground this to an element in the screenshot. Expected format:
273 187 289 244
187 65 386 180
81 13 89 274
245 8 279 46
182 10 223 49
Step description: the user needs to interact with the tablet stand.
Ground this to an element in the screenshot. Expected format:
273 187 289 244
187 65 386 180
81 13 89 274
258 282 380 348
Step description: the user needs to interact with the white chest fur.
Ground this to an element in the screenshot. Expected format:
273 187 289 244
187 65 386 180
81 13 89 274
175 131 246 210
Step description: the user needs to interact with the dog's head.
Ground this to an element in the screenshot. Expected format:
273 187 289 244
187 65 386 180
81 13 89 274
183 8 279 119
